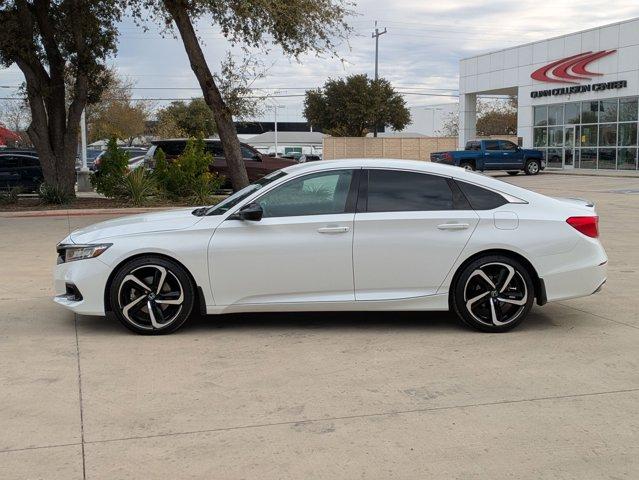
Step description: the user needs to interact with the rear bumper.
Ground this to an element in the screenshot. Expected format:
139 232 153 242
538 238 607 303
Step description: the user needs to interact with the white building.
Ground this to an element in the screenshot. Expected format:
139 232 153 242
245 131 325 156
459 17 639 170
396 103 458 136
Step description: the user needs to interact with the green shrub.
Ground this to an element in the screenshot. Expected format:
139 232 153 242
90 137 129 197
155 137 224 203
119 167 156 206
0 186 22 205
38 184 74 205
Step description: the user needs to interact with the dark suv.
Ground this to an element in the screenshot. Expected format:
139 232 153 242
144 139 297 183
0 149 43 192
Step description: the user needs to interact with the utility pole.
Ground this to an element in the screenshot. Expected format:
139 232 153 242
372 21 387 137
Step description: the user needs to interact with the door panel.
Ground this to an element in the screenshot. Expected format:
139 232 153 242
209 214 355 305
353 211 479 300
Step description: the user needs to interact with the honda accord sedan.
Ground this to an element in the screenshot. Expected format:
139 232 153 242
54 159 607 334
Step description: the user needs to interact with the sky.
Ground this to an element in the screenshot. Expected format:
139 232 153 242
2 0 639 123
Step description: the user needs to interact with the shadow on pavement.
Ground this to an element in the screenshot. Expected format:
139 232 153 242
76 306 557 336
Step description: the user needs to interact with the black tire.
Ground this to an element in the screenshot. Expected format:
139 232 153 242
451 255 535 333
109 255 195 335
507 171 519 176
460 161 475 171
524 159 541 175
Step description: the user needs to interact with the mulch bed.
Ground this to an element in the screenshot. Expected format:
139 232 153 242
0 195 226 212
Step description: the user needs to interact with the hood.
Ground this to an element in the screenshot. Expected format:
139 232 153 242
70 208 203 243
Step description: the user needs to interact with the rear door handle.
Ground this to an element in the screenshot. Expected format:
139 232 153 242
317 226 350 234
437 223 470 231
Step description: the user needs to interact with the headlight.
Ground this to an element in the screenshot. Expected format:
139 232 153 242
57 244 112 263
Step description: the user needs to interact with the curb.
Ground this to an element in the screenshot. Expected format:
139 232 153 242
0 206 176 219
541 170 639 179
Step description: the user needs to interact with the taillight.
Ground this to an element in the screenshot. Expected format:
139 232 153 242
566 216 599 238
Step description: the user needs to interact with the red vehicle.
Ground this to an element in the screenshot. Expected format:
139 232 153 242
144 139 297 183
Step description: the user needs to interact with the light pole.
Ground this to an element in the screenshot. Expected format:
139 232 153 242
372 21 387 138
77 109 91 192
271 103 285 156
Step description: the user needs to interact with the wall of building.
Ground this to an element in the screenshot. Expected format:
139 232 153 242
323 136 516 161
459 18 639 151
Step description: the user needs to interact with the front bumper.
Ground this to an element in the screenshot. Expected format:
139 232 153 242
53 257 112 316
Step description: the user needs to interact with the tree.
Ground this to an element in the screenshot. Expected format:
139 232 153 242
155 98 216 138
0 98 31 132
88 74 151 145
128 0 353 191
304 75 411 137
0 1 122 197
436 96 518 137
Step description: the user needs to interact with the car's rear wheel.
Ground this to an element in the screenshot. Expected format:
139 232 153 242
507 171 519 176
460 162 475 171
109 256 195 335
524 159 540 175
452 255 534 332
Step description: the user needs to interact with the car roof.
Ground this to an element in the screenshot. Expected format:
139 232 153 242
280 158 537 201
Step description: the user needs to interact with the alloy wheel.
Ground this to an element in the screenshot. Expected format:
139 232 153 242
527 161 539 174
463 262 528 327
117 265 185 331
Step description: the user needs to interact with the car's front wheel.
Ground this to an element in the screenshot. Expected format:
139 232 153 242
109 256 195 334
452 255 534 332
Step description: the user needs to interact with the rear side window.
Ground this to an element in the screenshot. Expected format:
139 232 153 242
20 156 40 167
0 156 19 168
366 170 454 212
154 142 186 157
465 141 480 151
456 181 508 210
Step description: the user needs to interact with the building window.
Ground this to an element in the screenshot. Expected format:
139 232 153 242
581 101 600 123
619 123 637 146
533 127 547 147
565 103 580 124
532 97 639 170
599 124 617 146
618 148 637 170
548 104 564 126
533 106 547 126
619 98 638 122
600 99 618 123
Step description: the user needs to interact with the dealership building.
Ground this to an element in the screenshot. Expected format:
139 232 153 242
459 17 639 170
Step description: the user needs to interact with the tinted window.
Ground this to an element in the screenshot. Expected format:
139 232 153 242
208 142 224 156
241 145 258 160
257 170 354 218
0 156 19 168
366 170 454 212
499 140 518 151
465 141 480 151
155 142 186 157
484 140 500 150
456 181 508 210
20 156 40 167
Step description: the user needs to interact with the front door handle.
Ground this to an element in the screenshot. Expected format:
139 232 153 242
437 223 470 231
317 226 350 234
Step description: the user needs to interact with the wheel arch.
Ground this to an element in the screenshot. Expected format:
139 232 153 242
448 248 546 307
103 252 207 315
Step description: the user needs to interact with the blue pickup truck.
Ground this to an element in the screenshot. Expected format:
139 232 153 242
431 139 545 175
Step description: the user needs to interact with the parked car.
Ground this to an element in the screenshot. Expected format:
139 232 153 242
0 149 43 192
431 140 545 175
93 147 148 172
144 139 297 183
54 159 606 335
299 154 321 163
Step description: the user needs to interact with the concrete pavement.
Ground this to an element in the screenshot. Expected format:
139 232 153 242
1 173 638 479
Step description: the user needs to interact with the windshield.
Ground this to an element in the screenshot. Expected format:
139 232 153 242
202 170 288 216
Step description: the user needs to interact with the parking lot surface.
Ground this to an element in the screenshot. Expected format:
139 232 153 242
1 173 638 479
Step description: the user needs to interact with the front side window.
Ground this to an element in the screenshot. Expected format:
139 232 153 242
241 145 259 160
257 169 354 218
499 140 518 151
366 170 454 212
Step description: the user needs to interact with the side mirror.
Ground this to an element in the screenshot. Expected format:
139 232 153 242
237 202 263 221
252 154 262 161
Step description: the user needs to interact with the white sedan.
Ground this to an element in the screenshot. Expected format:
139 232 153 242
54 159 607 334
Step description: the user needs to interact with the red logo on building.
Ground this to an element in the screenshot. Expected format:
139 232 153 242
530 50 616 84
